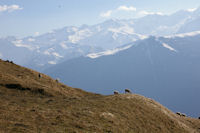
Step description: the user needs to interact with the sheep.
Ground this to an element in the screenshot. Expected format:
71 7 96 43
176 112 186 117
176 112 181 116
125 88 132 94
181 113 186 117
5 60 14 64
38 73 42 79
114 91 119 95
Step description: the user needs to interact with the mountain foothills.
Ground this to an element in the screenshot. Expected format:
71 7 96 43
0 59 200 133
44 32 200 118
1 7 200 70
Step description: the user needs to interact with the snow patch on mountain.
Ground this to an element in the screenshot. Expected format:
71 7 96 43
60 42 68 49
28 38 35 42
108 25 135 35
137 34 148 40
162 43 177 52
0 53 2 58
68 29 93 43
164 30 200 38
87 45 132 59
52 52 63 58
48 61 57 65
12 40 34 50
43 48 63 58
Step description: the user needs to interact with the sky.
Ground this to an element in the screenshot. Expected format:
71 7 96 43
0 0 200 38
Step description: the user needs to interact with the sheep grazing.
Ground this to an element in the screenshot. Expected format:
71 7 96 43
176 112 186 117
38 73 42 79
125 89 132 94
176 112 181 116
181 113 186 117
5 60 13 63
114 91 119 95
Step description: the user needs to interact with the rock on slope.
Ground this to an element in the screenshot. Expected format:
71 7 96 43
0 59 199 133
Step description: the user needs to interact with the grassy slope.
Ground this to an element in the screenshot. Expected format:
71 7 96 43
0 59 199 133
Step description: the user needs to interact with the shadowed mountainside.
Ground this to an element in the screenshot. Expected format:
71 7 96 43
0 59 200 133
44 35 200 117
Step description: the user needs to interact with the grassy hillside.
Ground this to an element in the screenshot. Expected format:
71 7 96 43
0 59 199 133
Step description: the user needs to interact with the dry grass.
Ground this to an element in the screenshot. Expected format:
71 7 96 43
0 59 200 133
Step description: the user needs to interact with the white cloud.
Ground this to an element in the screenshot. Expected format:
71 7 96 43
139 10 163 16
117 6 136 11
100 10 112 18
0 5 23 13
100 5 136 18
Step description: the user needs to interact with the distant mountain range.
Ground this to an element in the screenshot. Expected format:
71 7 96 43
44 32 200 117
1 7 200 71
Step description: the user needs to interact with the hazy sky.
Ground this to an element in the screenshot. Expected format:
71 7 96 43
0 0 200 37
